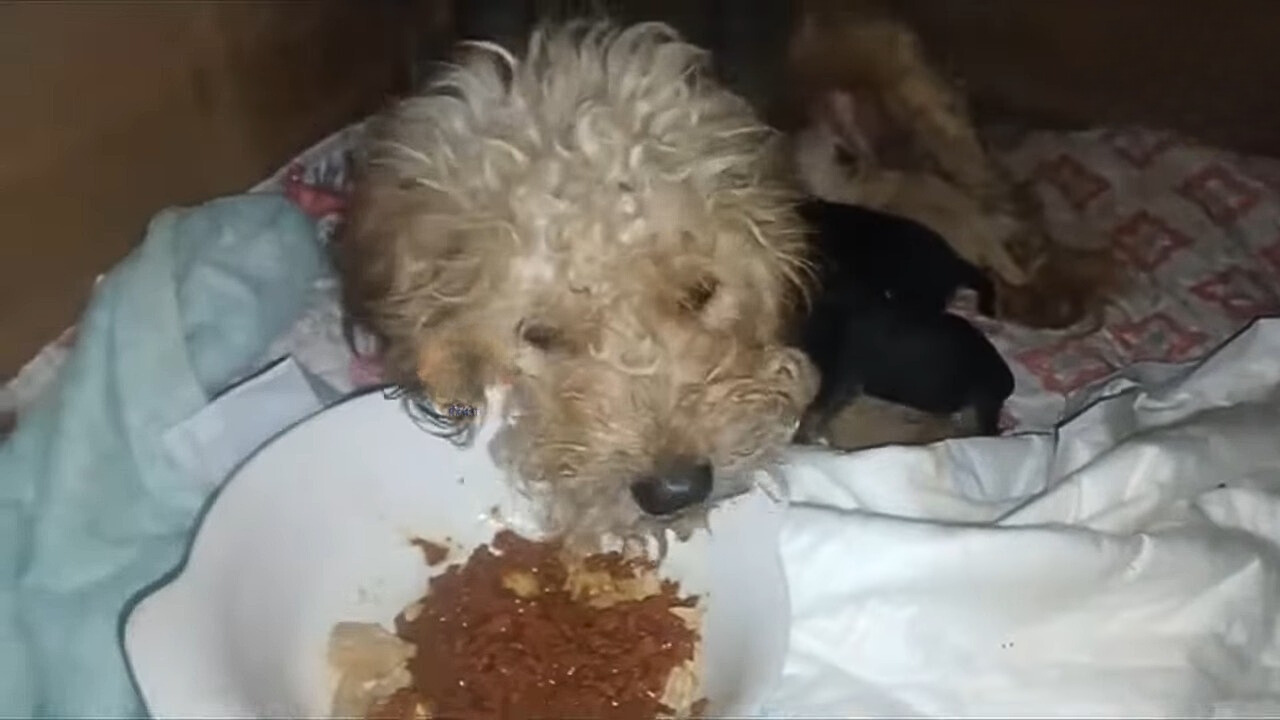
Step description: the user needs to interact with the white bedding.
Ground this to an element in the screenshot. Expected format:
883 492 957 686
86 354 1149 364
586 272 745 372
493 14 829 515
768 318 1280 717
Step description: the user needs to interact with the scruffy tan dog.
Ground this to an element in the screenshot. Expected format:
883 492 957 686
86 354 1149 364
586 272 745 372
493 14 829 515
786 5 1118 330
338 21 818 544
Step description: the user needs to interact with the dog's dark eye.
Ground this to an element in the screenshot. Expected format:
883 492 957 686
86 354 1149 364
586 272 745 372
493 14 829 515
679 277 719 313
518 320 561 351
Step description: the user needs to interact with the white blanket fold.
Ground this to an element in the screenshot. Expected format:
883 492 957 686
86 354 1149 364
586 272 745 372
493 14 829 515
769 319 1280 718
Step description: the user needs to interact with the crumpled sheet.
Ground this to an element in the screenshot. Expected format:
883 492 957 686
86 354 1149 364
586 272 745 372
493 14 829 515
765 317 1280 717
0 195 324 718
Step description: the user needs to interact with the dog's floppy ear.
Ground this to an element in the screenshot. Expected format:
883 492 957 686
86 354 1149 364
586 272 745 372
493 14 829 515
337 176 498 410
412 327 495 412
335 176 410 362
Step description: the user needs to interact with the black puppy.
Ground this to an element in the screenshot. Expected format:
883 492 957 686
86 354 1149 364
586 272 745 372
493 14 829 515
798 199 996 317
797 201 1014 444
801 285 1014 438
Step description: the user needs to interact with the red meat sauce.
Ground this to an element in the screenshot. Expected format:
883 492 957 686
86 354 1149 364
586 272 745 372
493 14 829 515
368 530 705 720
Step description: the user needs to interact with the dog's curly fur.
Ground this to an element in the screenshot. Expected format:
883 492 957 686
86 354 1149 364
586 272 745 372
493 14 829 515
339 21 819 545
786 9 1031 282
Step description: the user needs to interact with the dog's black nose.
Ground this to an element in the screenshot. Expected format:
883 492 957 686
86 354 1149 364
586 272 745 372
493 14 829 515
630 461 714 516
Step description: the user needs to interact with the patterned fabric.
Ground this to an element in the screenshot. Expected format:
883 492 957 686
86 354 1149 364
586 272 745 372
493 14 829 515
4 124 1280 438
955 127 1280 429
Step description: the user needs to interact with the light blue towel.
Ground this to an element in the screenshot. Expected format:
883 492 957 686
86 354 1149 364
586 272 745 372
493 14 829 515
0 194 324 717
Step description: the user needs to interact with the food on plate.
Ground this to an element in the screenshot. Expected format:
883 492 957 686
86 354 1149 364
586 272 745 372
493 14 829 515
328 622 415 719
329 530 706 720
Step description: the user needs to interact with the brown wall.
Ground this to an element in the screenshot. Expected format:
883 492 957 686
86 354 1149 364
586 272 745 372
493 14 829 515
885 0 1280 155
0 1 443 378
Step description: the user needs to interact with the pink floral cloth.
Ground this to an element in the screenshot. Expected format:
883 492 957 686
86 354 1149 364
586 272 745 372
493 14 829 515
955 127 1280 429
5 124 1280 439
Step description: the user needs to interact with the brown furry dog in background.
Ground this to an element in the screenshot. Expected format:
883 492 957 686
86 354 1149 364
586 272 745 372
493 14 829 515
339 21 818 545
785 2 1120 330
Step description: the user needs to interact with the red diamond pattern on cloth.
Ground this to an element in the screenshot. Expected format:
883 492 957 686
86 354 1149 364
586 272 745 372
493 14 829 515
1107 312 1210 363
1177 164 1262 227
1189 266 1280 320
1111 210 1194 271
1103 128 1177 168
1037 153 1112 212
1014 337 1117 394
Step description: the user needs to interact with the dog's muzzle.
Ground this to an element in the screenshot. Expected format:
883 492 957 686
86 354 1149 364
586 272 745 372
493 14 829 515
629 458 714 517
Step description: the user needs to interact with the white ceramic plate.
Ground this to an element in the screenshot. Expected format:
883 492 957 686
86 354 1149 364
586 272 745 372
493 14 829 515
124 390 790 718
